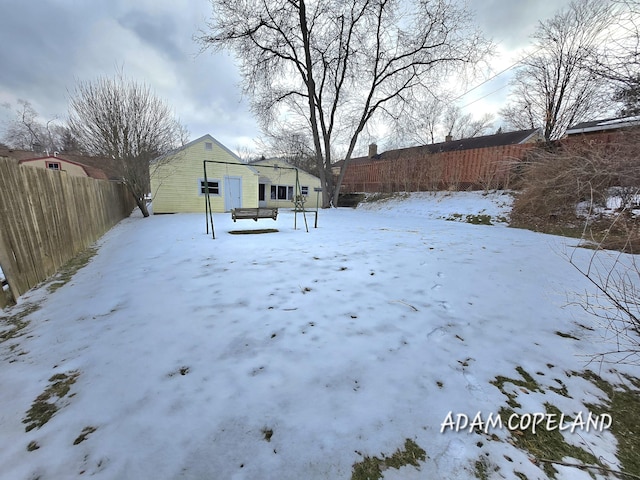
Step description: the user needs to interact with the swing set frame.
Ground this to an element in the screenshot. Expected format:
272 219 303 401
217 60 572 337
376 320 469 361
203 160 310 239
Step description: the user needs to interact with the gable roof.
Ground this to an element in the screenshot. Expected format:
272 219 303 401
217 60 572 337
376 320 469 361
18 156 109 179
565 116 640 135
62 154 120 180
152 134 242 164
335 128 541 167
249 157 321 180
1 148 111 180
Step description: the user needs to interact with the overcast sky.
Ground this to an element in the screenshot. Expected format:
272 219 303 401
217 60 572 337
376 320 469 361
0 0 573 156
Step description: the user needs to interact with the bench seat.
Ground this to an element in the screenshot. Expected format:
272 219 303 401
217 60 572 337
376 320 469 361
231 208 278 222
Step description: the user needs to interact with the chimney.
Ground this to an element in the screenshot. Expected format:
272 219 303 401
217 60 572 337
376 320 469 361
445 134 453 142
368 143 378 158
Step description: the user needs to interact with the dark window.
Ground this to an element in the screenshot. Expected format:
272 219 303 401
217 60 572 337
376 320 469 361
271 184 295 200
200 180 219 195
46 162 61 170
301 186 309 196
205 142 213 150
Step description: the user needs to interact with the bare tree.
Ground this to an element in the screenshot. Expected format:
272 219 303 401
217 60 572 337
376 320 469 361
198 0 491 207
68 72 187 217
57 126 83 153
391 95 447 146
569 248 640 366
585 0 640 115
234 144 260 163
259 130 320 176
1 100 70 152
442 105 494 141
501 0 617 142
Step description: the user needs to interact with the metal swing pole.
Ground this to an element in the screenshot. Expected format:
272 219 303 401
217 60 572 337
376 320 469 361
314 187 322 228
204 161 215 239
296 169 308 233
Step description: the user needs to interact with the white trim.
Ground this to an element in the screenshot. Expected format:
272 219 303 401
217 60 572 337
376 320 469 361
566 122 640 135
566 117 640 135
270 184 295 201
198 178 221 196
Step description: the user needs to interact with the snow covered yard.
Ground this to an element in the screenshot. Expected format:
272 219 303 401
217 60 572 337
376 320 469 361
0 192 638 480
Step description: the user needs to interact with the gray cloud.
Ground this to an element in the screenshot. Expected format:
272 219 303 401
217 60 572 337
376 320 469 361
0 0 576 152
117 9 185 63
472 0 573 51
0 0 258 149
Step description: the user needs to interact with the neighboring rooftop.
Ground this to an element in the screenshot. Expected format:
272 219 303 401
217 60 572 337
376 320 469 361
565 116 640 135
334 128 541 168
17 155 109 180
0 147 118 180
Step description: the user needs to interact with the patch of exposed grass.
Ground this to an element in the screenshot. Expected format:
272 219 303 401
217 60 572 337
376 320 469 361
549 378 571 398
446 213 495 225
167 366 190 377
475 456 504 479
465 214 494 225
500 403 602 479
73 426 97 445
578 370 640 477
361 192 408 204
23 370 80 432
490 366 543 409
228 229 279 235
351 439 427 480
48 246 98 293
554 331 579 340
261 427 274 442
510 216 640 254
474 457 492 480
490 367 638 479
0 302 40 343
509 221 586 240
491 367 640 479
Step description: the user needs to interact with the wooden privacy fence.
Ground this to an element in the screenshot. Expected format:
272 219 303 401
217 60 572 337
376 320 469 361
0 157 134 304
340 144 537 193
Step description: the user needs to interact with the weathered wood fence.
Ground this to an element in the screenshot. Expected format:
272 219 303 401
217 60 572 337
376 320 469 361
0 157 134 304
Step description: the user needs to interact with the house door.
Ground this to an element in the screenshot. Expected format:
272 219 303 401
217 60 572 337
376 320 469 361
224 176 242 211
258 184 267 207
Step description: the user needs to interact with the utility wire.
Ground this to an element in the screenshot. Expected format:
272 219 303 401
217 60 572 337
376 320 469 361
459 83 510 109
452 46 543 106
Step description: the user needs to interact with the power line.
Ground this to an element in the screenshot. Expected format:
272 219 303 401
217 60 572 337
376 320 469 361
452 47 542 106
459 83 510 109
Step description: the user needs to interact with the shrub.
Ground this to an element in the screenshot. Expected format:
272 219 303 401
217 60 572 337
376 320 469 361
510 129 640 249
